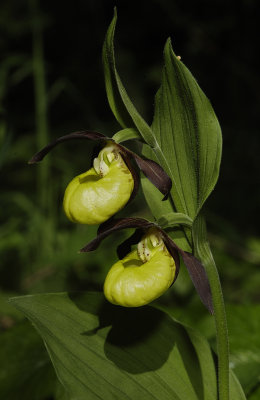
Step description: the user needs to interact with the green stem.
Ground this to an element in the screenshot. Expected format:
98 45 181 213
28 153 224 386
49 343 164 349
193 214 229 400
149 147 192 249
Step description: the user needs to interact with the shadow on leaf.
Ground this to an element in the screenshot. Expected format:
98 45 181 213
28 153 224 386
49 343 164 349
69 291 204 400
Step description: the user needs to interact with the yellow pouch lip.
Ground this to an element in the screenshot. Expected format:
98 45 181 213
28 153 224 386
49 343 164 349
63 157 134 225
104 248 176 307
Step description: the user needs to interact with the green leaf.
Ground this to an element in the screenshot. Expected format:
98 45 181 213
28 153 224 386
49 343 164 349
103 9 156 147
156 299 260 395
157 212 193 229
152 40 222 218
141 173 173 220
0 320 57 400
0 291 24 323
153 302 217 398
192 215 247 399
230 370 247 400
112 128 142 143
104 10 221 223
54 381 70 400
102 8 133 130
103 10 182 225
156 303 247 400
248 384 260 400
141 175 192 251
10 291 219 400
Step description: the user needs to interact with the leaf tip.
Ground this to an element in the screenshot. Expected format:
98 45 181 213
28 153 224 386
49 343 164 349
164 37 172 53
6 296 15 304
7 295 25 309
163 37 181 62
113 6 118 18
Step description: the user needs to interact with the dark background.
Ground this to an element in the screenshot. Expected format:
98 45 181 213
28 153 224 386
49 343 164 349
0 0 259 303
0 2 260 398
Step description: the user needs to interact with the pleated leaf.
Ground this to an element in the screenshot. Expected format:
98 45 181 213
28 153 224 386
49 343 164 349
10 292 219 400
152 41 222 218
112 128 142 143
103 9 156 147
104 10 222 219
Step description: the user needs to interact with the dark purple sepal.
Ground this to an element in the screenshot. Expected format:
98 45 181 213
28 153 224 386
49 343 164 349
117 145 172 199
159 231 181 284
132 154 172 200
28 130 107 164
181 251 213 314
29 129 171 201
160 231 213 314
119 152 140 204
80 217 154 253
80 215 213 313
117 229 143 259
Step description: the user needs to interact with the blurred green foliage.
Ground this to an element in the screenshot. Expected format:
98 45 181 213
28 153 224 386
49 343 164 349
0 0 259 399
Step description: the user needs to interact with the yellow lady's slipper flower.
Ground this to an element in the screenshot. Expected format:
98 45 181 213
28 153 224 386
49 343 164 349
104 228 176 307
29 130 172 225
63 143 134 224
81 217 213 313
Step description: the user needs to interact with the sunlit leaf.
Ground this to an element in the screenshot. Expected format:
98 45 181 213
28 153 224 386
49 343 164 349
151 40 222 218
10 292 220 400
104 10 221 220
156 304 247 400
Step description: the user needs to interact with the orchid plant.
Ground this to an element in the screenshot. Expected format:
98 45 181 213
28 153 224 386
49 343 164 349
9 9 247 400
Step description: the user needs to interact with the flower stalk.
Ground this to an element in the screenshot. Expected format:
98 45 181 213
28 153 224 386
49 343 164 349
193 214 229 400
